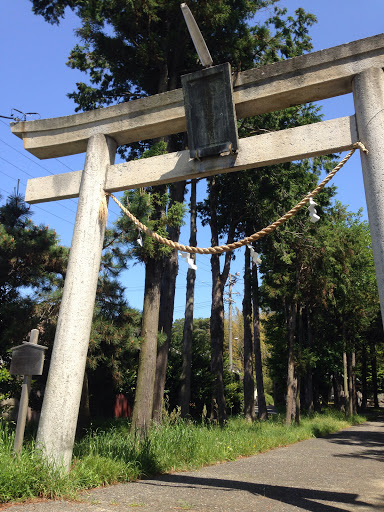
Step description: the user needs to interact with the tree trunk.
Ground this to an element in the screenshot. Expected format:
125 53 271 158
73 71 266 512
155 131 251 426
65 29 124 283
351 350 357 414
179 180 197 418
208 177 233 425
332 373 342 411
302 311 314 413
286 302 297 425
252 261 268 421
243 246 255 422
347 351 354 416
151 60 185 422
370 339 379 408
152 181 185 423
210 267 227 425
131 257 162 433
151 250 176 423
361 342 367 411
313 375 321 412
343 327 349 415
295 376 301 425
295 307 303 425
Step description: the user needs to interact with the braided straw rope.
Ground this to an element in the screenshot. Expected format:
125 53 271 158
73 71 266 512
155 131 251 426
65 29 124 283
107 142 368 255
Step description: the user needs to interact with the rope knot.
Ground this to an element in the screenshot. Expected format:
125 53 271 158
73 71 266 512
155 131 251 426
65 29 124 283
353 141 369 154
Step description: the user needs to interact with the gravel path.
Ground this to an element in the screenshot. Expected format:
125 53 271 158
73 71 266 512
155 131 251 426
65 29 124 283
4 419 384 512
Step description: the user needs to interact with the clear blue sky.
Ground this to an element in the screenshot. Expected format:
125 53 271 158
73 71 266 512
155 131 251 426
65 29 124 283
1 0 383 319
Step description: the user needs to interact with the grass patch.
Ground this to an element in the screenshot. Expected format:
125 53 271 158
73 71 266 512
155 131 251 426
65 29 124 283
0 410 366 505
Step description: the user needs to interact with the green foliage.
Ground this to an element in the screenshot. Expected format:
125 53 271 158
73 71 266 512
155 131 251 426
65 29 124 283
0 366 14 415
263 202 381 404
0 194 67 293
140 141 168 159
0 193 68 372
0 192 142 417
167 318 244 418
87 276 142 416
117 188 175 261
167 318 213 417
116 139 186 261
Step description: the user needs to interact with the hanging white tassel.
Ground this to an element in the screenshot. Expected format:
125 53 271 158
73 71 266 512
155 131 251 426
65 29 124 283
137 229 143 247
308 197 320 223
247 244 261 265
179 251 197 270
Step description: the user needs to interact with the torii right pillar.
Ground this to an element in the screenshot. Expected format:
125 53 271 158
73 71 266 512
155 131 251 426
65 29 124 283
353 67 384 325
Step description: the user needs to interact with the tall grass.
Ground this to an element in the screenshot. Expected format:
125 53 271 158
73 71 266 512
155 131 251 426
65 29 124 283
0 411 365 504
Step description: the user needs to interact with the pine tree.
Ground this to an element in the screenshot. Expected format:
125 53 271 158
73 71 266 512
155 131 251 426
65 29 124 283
0 193 68 354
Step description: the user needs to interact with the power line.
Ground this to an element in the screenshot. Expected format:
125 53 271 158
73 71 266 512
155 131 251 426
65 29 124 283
0 131 122 219
0 122 121 214
0 186 74 231
0 168 28 184
0 155 40 180
0 163 78 216
173 300 212 312
54 157 77 172
0 171 76 225
0 134 83 211
33 204 75 226
0 185 13 197
0 136 57 176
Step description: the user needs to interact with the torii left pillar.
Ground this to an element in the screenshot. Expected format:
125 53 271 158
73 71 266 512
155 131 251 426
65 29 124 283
36 133 117 471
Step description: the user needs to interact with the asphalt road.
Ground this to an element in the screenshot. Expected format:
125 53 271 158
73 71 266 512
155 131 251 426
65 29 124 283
5 418 384 512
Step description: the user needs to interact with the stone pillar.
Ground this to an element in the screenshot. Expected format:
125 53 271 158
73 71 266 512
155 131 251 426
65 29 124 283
353 68 384 326
36 133 117 471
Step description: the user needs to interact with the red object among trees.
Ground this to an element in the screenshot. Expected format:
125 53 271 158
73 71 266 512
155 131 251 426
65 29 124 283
114 394 131 418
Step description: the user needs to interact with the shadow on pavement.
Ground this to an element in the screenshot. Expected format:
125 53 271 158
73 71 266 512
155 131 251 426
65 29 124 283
328 426 384 463
140 474 382 512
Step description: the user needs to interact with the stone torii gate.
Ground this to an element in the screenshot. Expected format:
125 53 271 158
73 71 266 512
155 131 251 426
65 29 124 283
11 33 384 470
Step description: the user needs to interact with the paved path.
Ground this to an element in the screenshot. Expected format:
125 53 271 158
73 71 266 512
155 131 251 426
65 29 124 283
5 419 384 512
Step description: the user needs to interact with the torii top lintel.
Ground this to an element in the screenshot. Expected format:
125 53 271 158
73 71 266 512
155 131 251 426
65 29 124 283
11 33 384 160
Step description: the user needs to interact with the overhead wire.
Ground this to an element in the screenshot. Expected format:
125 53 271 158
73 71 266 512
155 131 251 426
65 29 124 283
0 122 122 220
0 157 77 216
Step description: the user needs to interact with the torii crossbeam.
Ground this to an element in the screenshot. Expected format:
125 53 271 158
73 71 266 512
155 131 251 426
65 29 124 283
11 33 384 471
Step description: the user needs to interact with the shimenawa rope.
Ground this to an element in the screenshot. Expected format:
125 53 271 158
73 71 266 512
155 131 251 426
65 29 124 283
106 142 368 255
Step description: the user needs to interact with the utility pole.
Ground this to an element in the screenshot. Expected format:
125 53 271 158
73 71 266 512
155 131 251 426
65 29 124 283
225 273 240 371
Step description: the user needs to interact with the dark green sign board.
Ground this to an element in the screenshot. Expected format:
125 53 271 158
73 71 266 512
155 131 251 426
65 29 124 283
181 62 238 159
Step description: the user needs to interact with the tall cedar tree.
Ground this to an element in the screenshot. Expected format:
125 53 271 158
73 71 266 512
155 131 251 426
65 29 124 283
259 155 336 423
178 179 197 418
243 245 255 420
116 169 185 431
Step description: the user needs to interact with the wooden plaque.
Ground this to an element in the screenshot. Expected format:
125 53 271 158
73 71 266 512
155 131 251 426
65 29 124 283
181 62 238 159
